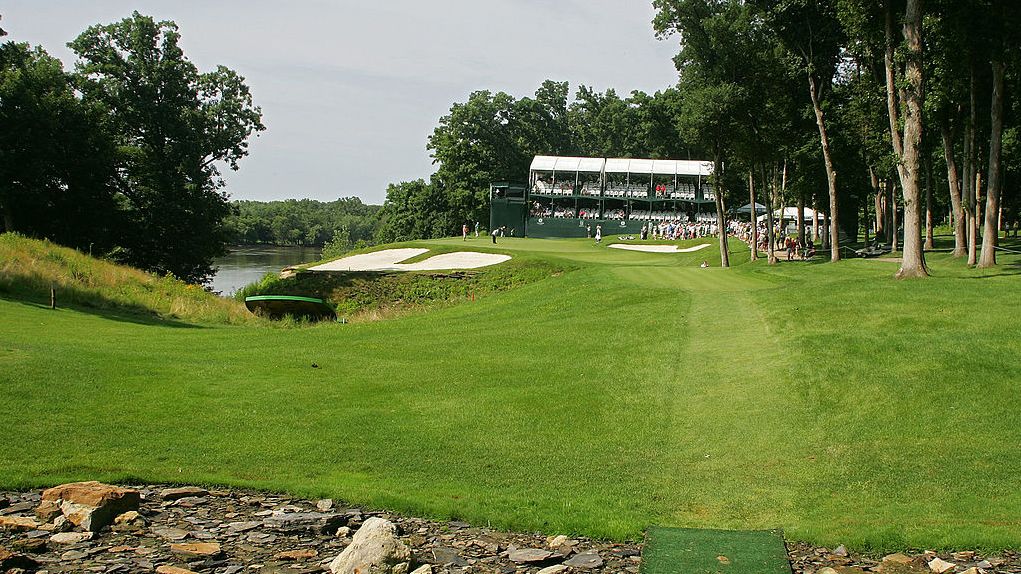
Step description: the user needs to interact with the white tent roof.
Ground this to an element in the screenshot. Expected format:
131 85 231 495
530 155 604 173
736 202 768 214
603 157 713 176
757 207 822 222
532 155 714 176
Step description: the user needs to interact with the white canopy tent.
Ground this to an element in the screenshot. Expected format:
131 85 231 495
736 202 768 215
757 207 822 223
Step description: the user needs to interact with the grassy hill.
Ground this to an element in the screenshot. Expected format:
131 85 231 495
1 232 1020 551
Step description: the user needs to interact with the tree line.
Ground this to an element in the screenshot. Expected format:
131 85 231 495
224 197 381 249
0 12 263 283
382 0 1019 276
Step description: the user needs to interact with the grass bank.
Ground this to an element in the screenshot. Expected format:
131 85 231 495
1 233 1019 551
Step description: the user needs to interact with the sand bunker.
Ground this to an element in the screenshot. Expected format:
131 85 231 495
308 248 510 272
608 243 712 253
308 248 428 271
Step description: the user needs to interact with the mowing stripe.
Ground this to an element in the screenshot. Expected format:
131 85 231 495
641 527 791 574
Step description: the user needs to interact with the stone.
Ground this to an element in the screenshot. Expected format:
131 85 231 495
275 548 318 561
226 520 263 533
160 486 209 501
976 560 993 569
547 535 570 548
49 531 94 545
410 566 433 574
41 481 140 532
431 546 468 566
152 527 190 541
328 517 411 574
0 548 40 571
508 548 553 563
156 566 200 574
878 554 929 574
927 557 956 573
263 511 345 534
112 510 146 533
107 545 136 553
10 537 47 554
537 566 568 574
834 544 849 557
60 549 88 561
173 496 208 508
335 526 351 538
170 542 222 558
0 515 39 531
317 499 334 512
564 552 603 569
958 569 980 574
35 500 62 522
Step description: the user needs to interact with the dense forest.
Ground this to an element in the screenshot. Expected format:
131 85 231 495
380 0 1020 275
223 197 381 249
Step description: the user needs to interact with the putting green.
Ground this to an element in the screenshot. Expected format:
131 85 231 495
641 527 791 574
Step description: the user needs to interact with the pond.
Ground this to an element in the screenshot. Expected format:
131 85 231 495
207 245 322 296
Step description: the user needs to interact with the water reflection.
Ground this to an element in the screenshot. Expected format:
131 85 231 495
207 245 321 296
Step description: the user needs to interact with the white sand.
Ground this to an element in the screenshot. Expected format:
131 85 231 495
308 248 510 272
608 243 713 253
307 248 428 271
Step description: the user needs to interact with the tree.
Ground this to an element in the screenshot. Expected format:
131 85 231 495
752 0 846 261
68 12 264 283
0 41 119 249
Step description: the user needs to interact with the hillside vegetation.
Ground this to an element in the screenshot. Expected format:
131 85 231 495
1 233 1020 552
0 233 257 325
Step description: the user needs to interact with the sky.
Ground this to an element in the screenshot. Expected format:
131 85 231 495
3 1 681 204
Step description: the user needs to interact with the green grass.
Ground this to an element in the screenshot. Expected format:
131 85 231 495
1 232 1020 552
641 527 790 574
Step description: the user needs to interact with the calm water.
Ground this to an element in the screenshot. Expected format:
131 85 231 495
208 245 321 296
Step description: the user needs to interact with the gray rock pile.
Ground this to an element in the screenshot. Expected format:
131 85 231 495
0 483 640 573
786 541 1021 574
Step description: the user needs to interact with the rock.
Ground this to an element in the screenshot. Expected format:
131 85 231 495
275 548 318 561
0 548 40 571
431 546 468 566
883 554 915 564
263 511 345 534
958 568 980 574
50 514 72 532
60 548 88 561
834 544 849 557
952 551 975 561
0 515 39 531
112 510 146 533
41 481 140 532
817 569 839 574
317 499 334 512
10 537 47 554
328 517 411 574
152 526 190 541
48 531 94 545
226 520 263 533
508 548 553 563
173 496 208 508
564 552 604 569
335 526 351 538
927 557 955 573
160 486 209 501
537 566 569 574
878 553 929 574
156 566 200 574
170 542 222 558
410 566 433 574
547 535 570 548
976 560 993 569
35 500 62 522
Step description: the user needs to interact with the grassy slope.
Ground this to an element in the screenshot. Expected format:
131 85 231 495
1 233 1019 551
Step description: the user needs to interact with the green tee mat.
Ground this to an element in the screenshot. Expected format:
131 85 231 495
641 527 791 574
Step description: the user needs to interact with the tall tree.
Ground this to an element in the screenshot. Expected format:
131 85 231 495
751 0 846 261
68 12 264 283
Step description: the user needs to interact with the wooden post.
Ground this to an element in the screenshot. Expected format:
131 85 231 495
50 285 56 309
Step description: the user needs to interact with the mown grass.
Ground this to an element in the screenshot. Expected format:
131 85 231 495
1 232 1019 552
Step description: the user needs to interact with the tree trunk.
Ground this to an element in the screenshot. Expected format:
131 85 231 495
891 183 899 252
765 164 778 264
869 168 881 244
796 193 806 246
940 124 967 256
979 57 1003 268
808 73 840 262
966 69 979 266
812 202 820 242
748 171 758 261
713 155 730 268
885 0 928 278
924 154 934 250
1 203 12 233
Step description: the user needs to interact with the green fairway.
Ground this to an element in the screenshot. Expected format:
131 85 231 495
2 234 1020 551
